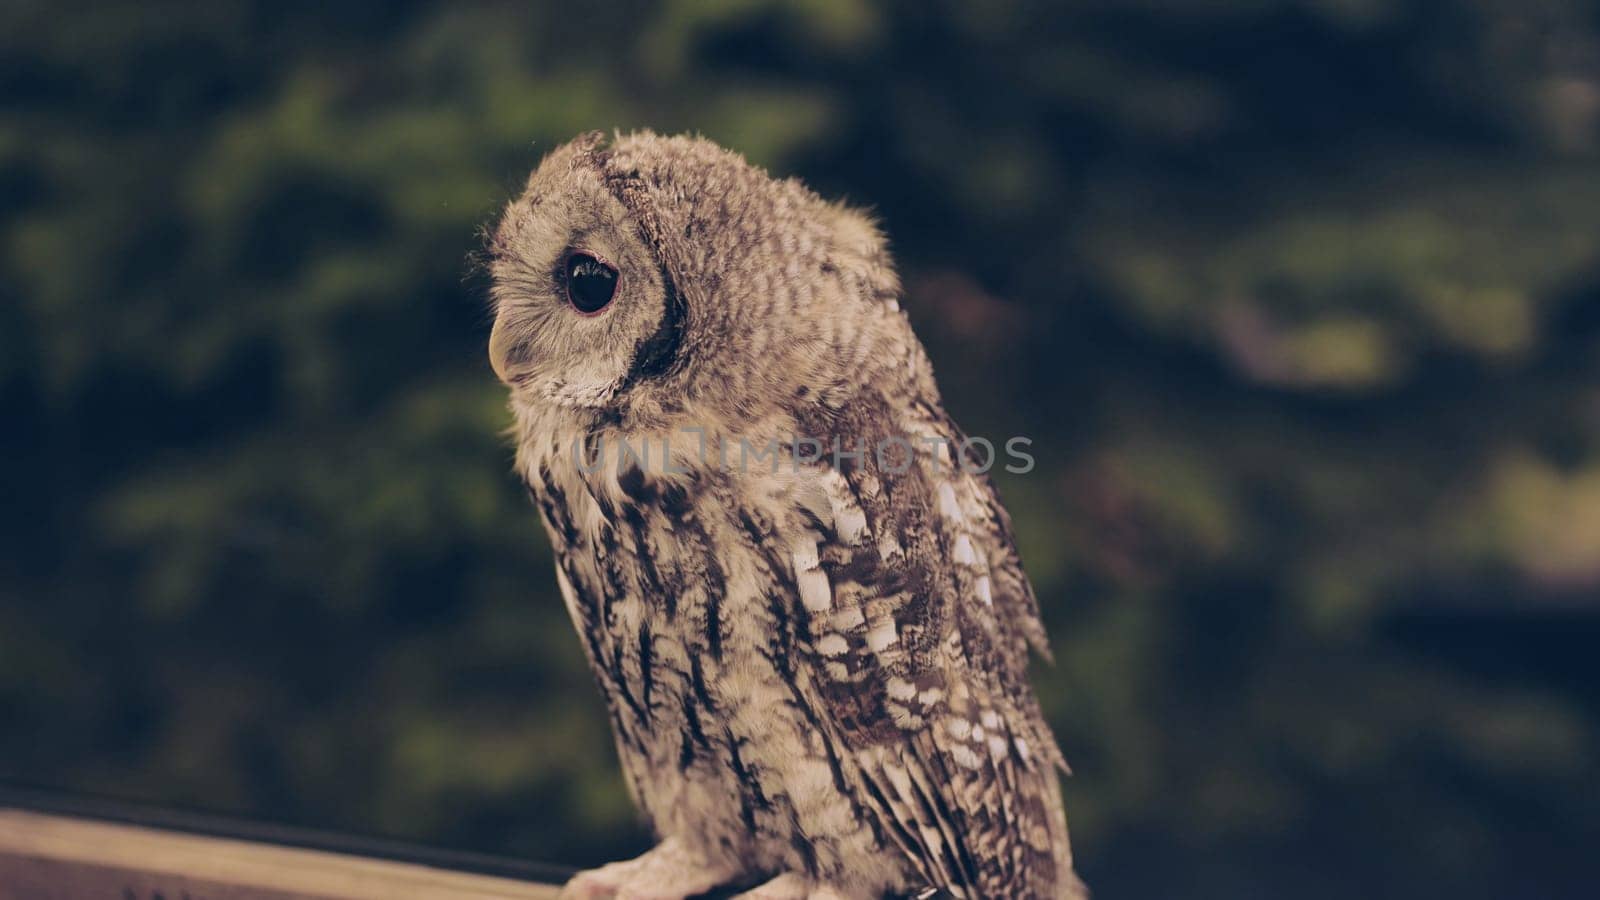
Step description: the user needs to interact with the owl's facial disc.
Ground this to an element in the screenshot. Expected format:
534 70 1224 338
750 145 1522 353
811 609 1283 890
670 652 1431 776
488 236 655 407
485 251 618 389
487 141 679 415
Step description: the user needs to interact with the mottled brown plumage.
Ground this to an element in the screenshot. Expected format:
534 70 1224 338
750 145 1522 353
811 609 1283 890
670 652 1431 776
487 131 1084 899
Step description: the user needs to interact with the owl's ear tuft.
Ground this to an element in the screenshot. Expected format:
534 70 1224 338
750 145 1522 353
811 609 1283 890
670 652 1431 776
521 131 613 189
564 130 615 175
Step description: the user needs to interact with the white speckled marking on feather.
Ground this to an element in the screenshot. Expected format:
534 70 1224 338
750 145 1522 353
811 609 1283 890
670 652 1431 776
816 633 849 656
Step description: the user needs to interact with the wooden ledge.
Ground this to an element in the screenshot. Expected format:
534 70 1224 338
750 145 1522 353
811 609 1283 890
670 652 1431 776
0 802 562 899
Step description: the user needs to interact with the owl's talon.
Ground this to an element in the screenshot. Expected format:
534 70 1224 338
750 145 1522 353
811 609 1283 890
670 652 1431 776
557 838 737 900
558 869 616 900
729 873 849 900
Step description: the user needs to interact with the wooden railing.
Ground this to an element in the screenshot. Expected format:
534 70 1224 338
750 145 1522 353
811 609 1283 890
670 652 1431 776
0 787 563 899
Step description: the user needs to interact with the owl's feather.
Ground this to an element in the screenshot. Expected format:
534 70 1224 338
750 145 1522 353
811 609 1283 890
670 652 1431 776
759 390 1075 898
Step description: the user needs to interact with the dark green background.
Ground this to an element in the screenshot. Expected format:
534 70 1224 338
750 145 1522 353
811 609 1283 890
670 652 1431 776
3 2 1599 897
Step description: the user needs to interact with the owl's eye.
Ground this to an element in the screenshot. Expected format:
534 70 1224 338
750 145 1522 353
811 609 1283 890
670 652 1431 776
565 252 618 314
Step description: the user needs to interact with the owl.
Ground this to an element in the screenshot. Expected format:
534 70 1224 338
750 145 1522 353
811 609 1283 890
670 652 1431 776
487 131 1084 900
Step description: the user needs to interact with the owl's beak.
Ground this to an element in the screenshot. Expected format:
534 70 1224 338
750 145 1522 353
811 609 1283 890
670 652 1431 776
488 315 516 384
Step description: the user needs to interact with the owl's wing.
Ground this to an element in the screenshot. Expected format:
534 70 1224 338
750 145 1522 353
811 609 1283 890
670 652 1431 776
758 394 1075 898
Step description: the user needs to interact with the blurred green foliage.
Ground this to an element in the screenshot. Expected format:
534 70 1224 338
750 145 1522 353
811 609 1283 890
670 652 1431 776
3 1 1600 897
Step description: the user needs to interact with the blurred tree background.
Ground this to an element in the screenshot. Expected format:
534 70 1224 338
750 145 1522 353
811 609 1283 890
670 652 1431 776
3 1 1600 897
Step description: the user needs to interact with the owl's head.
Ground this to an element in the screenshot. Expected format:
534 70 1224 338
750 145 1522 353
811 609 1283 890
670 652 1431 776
486 131 906 430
